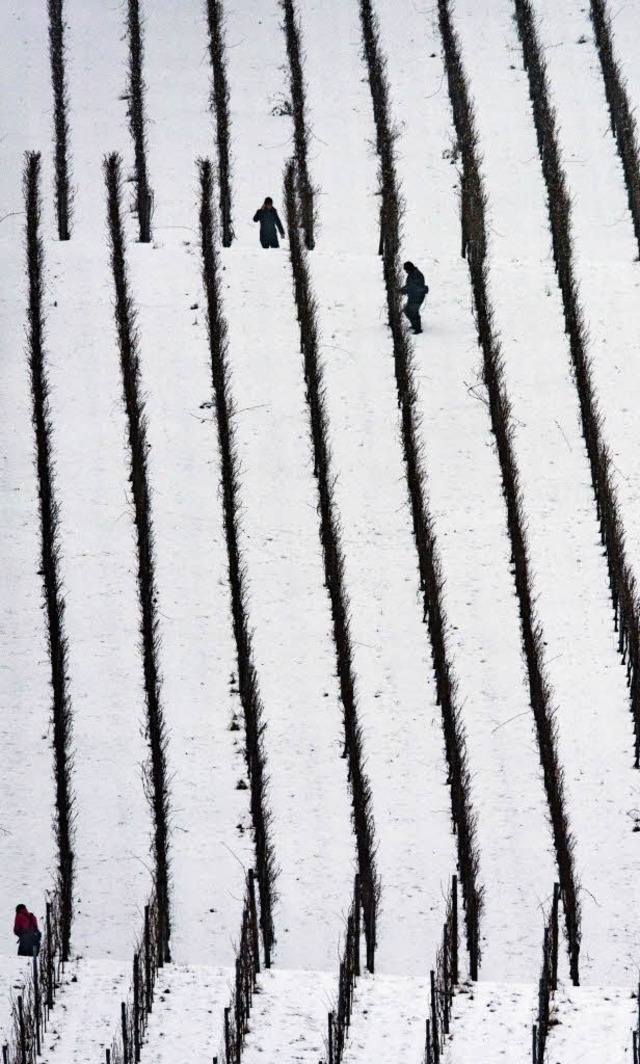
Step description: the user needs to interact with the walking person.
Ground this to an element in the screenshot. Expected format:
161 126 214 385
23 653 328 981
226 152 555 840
253 197 285 248
400 261 429 334
14 904 41 957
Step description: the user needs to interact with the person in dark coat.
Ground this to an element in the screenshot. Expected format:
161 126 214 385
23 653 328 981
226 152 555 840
400 261 429 334
14 904 41 957
253 197 285 248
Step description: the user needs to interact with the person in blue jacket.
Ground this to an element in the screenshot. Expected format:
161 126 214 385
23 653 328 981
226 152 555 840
253 197 285 248
400 261 429 334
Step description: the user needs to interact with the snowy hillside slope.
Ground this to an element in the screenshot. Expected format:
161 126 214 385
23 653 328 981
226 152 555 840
2 0 640 1060
452 0 640 986
341 973 430 1063
123 0 257 964
0 0 56 966
300 0 458 975
137 965 231 1064
530 0 640 589
373 0 559 981
221 248 356 970
610 1 640 121
240 969 335 1063
37 962 129 1064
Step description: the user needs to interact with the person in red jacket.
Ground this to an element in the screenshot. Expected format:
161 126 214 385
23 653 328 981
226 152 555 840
14 904 41 957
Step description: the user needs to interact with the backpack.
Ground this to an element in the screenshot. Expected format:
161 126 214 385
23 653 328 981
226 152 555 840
26 915 42 956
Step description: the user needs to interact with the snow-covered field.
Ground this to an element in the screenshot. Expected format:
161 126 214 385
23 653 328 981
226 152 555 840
453 0 640 989
2 0 640 1059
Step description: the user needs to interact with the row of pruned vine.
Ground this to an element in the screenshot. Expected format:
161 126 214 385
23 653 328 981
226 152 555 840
513 0 640 773
205 0 234 246
590 0 640 258
425 875 459 1064
326 876 363 1064
284 159 380 971
356 0 483 979
198 157 278 965
24 151 75 962
437 0 581 984
104 152 171 963
532 884 560 1063
104 891 164 1064
47 0 73 240
126 0 153 241
632 979 640 1062
108 872 260 1064
220 871 261 1064
280 0 316 248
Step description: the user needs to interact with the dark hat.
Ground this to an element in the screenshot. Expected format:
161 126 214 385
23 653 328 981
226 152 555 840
403 260 414 271
264 196 273 206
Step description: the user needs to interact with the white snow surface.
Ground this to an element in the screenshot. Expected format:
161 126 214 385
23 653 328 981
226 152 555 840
444 982 535 1063
139 964 231 1064
2 0 640 1058
375 0 559 981
341 973 430 1063
39 960 129 1064
241 969 335 1064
